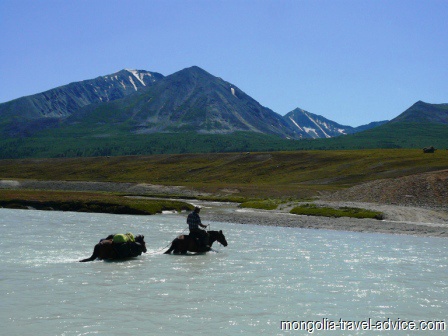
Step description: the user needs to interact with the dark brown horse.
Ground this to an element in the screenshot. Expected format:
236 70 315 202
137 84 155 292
79 235 147 262
164 230 228 254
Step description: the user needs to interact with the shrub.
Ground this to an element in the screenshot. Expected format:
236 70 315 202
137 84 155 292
290 203 384 220
239 199 280 210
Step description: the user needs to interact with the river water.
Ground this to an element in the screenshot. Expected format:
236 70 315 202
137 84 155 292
0 209 446 335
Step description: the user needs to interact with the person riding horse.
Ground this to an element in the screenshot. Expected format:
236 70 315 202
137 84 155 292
187 206 210 251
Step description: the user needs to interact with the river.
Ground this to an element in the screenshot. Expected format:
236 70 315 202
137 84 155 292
0 209 446 335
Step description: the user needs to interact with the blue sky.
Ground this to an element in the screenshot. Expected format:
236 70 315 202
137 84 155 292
0 0 446 126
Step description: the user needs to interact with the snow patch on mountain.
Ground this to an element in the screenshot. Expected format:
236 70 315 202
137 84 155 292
303 127 319 138
127 69 147 86
288 116 304 132
305 112 330 138
128 77 138 91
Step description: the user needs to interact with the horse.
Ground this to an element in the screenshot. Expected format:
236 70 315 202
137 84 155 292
164 230 228 254
79 234 147 262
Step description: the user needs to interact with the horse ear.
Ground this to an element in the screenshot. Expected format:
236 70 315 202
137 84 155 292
219 230 222 234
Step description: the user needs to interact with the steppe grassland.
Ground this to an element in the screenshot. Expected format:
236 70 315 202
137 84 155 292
0 149 446 199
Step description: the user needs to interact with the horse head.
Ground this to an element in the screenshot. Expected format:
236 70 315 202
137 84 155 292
212 230 228 247
135 235 148 253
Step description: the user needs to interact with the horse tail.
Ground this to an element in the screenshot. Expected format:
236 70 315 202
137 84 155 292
164 239 177 254
164 243 174 254
79 243 100 262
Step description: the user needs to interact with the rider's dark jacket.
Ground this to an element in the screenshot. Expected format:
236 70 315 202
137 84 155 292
187 211 202 230
187 211 208 247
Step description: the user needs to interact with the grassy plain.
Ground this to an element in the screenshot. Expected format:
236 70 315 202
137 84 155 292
1 149 447 200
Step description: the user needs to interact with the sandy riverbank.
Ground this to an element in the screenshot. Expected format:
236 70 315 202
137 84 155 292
182 199 448 238
2 179 448 237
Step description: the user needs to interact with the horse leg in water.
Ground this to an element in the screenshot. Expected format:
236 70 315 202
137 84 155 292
79 243 101 262
177 239 191 254
164 239 188 254
164 239 179 254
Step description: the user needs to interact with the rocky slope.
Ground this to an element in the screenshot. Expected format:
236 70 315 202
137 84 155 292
0 69 163 136
322 169 448 208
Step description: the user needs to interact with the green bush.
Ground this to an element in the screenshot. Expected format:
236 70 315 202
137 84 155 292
290 203 384 220
239 199 280 210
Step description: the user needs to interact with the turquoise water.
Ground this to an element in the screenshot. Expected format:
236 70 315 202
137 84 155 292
0 209 446 335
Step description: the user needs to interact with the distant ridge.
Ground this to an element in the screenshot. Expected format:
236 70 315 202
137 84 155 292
0 69 164 136
389 101 448 124
285 108 353 138
4 69 163 118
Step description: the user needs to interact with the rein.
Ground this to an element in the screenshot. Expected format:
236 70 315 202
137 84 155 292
146 226 190 255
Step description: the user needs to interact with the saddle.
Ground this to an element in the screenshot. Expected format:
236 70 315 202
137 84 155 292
177 234 210 251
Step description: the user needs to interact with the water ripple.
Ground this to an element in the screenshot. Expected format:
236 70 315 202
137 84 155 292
0 209 446 335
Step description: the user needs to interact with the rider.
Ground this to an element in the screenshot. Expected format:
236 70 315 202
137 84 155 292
187 206 210 251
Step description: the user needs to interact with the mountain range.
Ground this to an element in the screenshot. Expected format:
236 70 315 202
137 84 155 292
0 66 447 158
0 66 388 139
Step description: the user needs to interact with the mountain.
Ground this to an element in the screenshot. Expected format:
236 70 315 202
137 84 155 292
352 120 389 133
68 66 302 138
284 108 354 139
389 101 448 124
0 69 164 136
283 108 387 139
305 101 448 150
0 65 386 140
1 66 447 159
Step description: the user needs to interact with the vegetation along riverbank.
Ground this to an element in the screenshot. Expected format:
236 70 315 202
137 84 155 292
0 149 447 236
0 190 194 215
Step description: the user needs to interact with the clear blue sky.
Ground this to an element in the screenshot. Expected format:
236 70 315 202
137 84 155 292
1 0 446 126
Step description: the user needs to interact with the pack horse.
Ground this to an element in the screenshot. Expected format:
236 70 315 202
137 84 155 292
79 233 147 262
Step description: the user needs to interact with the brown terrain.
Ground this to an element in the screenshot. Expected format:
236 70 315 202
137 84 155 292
322 169 448 208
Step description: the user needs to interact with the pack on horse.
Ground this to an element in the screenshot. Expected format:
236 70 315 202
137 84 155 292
79 234 147 262
164 230 228 254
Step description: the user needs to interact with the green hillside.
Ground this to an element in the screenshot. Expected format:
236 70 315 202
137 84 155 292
309 122 448 150
1 121 447 159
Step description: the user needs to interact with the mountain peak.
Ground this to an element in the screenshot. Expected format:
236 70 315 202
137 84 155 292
291 107 308 114
390 101 448 124
413 100 429 107
186 65 208 72
172 66 214 80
